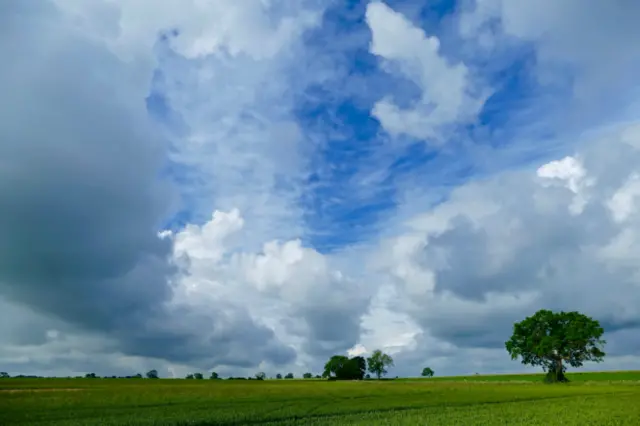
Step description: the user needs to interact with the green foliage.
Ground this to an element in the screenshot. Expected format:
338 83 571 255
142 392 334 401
145 369 159 379
185 374 194 379
255 372 266 380
284 373 294 379
505 309 606 383
421 367 434 378
0 372 9 378
193 373 204 380
323 355 366 380
367 349 394 379
210 371 219 380
276 373 282 379
302 372 313 379
84 373 97 379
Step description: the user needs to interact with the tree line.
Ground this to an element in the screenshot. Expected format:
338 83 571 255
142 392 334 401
1 310 606 384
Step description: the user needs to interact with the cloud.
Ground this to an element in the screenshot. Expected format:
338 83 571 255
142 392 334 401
0 0 314 374
0 0 175 346
169 209 373 368
365 1 486 142
375 123 640 367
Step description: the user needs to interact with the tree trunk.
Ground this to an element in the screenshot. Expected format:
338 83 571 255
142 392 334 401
545 358 568 383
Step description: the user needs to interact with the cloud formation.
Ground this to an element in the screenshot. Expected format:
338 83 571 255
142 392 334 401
2 0 640 379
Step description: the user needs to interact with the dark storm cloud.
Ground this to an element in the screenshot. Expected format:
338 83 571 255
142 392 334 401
0 1 295 370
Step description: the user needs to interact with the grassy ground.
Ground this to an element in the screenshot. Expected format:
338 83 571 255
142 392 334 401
1 371 639 425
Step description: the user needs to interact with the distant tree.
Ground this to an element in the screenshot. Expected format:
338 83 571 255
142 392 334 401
323 355 366 380
133 373 143 379
84 373 97 379
315 375 321 379
146 369 159 379
185 374 194 379
193 373 204 380
210 371 219 380
365 374 371 380
255 372 266 380
276 373 282 379
302 372 313 379
506 309 606 383
0 372 10 378
367 350 394 379
421 367 434 378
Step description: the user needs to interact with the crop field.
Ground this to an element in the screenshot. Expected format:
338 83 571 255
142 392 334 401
2 371 640 425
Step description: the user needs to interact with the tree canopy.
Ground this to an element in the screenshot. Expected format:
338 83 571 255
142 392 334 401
505 309 606 382
367 350 394 379
323 355 366 380
421 367 434 378
146 369 158 379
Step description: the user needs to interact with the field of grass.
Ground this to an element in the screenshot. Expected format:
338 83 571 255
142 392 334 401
2 371 640 425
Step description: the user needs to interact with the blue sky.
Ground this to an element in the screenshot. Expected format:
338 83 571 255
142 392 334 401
149 0 568 253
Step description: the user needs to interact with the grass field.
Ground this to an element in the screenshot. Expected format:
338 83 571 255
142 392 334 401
2 371 640 425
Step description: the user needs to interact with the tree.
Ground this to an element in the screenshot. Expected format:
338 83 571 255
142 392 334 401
194 372 204 380
84 373 97 379
0 372 9 378
255 372 266 380
323 355 349 378
344 356 366 380
505 309 606 383
185 374 194 379
133 373 143 379
302 372 313 379
322 355 366 380
210 371 219 380
276 373 282 379
421 367 434 378
284 372 294 379
367 350 394 379
146 369 159 379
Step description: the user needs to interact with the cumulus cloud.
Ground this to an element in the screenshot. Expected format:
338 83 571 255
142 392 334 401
366 1 486 142
374 124 640 371
0 0 322 375
168 209 372 369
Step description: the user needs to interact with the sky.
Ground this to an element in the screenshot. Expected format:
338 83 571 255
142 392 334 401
2 0 640 379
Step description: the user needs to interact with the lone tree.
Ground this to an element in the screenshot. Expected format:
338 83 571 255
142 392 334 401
275 373 282 379
302 372 313 379
255 372 266 380
505 309 606 383
367 350 394 379
210 371 219 380
0 372 9 378
421 367 434 378
146 369 159 379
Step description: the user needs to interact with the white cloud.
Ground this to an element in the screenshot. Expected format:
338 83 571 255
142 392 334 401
366 1 486 142
370 122 640 373
166 209 372 371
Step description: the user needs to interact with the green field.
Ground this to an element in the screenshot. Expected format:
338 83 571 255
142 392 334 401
2 371 640 425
